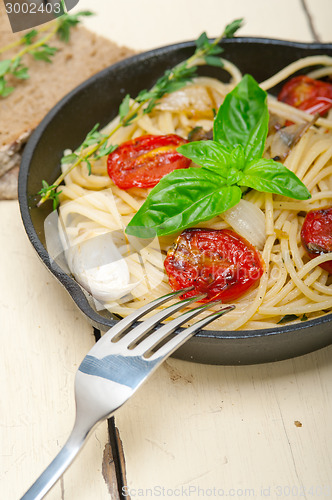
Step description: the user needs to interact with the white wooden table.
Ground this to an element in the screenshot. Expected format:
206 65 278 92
1 1 332 499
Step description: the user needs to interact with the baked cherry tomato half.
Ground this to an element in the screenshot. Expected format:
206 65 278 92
164 228 264 303
107 134 191 189
301 207 332 274
278 75 332 116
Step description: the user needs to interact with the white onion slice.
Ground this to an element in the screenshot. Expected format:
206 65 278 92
58 218 139 302
67 232 138 301
222 199 266 250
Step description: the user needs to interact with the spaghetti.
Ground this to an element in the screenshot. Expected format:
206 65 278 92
56 55 332 331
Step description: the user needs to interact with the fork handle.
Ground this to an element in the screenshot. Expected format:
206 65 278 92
20 423 89 500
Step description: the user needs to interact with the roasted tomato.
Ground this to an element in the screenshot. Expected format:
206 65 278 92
164 228 264 303
107 134 191 189
278 75 332 116
301 207 332 273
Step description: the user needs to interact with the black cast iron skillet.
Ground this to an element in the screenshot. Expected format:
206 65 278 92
18 37 332 365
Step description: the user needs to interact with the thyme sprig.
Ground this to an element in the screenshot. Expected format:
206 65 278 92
38 181 63 211
0 11 93 98
37 18 243 208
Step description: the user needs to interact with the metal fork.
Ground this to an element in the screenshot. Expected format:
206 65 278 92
21 289 234 499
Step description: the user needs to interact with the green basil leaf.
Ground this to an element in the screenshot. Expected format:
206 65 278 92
213 74 268 161
177 140 230 177
243 106 269 162
240 159 311 200
126 168 241 238
228 144 245 171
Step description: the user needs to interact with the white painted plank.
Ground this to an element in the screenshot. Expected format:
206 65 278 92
115 349 332 497
0 201 111 499
74 0 316 49
304 0 332 42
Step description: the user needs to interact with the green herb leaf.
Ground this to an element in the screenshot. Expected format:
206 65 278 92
21 29 38 45
37 20 243 208
127 74 311 237
38 180 62 210
11 58 29 79
61 153 78 164
119 94 131 121
240 158 311 200
177 140 230 177
31 44 58 63
12 66 29 80
94 142 117 159
226 146 245 184
0 60 11 77
0 76 14 97
86 160 92 175
223 19 244 38
126 168 241 237
79 123 102 149
0 11 94 101
57 11 94 42
213 74 269 161
195 32 210 50
195 33 223 60
277 314 299 324
203 55 224 67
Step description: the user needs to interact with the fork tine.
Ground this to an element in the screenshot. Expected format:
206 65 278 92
19 294 234 500
147 305 235 361
132 300 222 353
114 293 206 347
95 287 194 345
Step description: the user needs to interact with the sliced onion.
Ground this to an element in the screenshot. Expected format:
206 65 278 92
222 199 266 250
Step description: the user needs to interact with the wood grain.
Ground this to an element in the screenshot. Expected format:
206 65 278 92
115 350 332 496
0 201 112 499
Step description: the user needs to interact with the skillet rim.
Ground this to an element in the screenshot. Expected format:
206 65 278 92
18 36 332 362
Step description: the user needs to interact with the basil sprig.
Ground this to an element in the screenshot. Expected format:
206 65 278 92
126 75 311 238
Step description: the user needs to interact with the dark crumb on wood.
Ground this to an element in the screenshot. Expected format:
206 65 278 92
294 420 303 427
164 360 194 383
